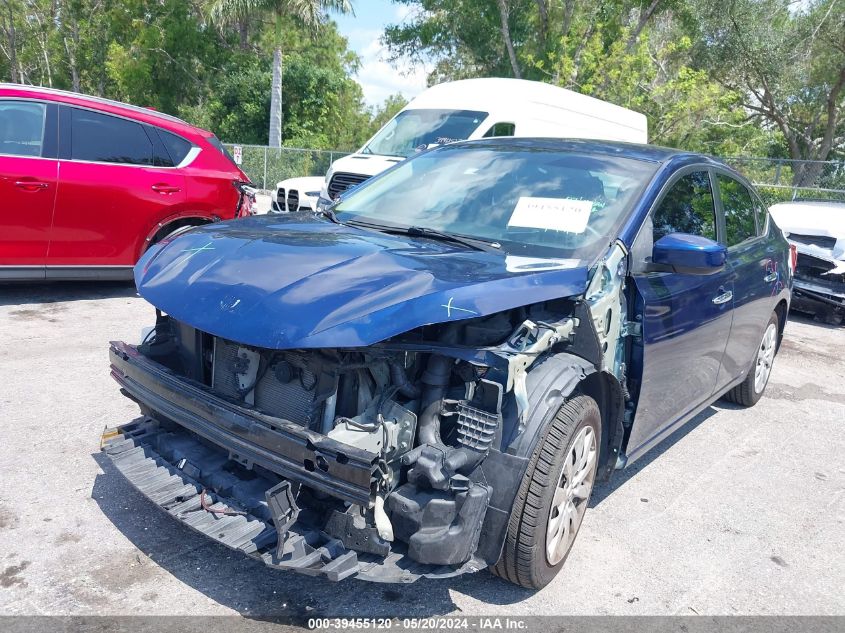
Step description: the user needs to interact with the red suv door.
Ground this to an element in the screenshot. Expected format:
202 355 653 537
0 100 58 278
48 106 186 273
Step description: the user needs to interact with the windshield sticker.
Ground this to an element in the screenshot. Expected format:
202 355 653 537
508 197 593 233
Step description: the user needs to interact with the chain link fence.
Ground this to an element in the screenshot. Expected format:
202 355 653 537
222 144 350 191
223 143 845 205
721 157 845 205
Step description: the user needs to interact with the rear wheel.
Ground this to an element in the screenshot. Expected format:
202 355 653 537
722 311 779 407
491 394 601 589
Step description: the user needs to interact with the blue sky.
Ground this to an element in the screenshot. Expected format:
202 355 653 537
331 1 431 108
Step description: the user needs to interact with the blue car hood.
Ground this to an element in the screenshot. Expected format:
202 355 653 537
135 214 591 349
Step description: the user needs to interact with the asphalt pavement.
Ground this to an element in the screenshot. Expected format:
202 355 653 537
0 282 842 617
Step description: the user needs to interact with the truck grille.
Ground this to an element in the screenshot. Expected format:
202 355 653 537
211 339 319 426
327 172 369 199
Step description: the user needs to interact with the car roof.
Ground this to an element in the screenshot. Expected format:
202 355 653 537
447 137 720 166
0 83 204 136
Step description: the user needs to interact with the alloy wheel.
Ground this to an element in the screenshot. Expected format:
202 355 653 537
754 322 778 394
546 425 596 565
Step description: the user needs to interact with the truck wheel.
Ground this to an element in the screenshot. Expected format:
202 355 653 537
492 394 601 589
722 311 779 407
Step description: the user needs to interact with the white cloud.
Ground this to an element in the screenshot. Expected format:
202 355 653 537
354 35 431 108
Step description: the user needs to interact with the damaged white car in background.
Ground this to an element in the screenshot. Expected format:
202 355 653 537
770 200 845 325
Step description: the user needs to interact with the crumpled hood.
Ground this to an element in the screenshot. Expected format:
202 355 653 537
770 202 845 261
135 214 591 349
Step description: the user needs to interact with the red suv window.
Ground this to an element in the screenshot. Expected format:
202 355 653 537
70 108 155 165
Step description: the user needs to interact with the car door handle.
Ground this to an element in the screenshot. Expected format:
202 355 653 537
151 184 181 194
712 291 733 305
764 272 778 283
15 180 49 191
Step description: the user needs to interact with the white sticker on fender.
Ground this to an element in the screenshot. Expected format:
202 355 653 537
508 197 593 233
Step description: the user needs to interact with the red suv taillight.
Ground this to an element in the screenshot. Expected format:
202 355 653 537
788 243 797 275
234 181 256 217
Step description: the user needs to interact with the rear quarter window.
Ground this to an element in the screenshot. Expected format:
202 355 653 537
156 129 193 166
208 134 238 168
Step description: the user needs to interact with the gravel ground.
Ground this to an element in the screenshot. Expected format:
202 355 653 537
0 282 843 618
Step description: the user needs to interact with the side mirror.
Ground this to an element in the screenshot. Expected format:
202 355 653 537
652 233 726 274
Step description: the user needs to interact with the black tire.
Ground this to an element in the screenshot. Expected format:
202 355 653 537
145 223 200 253
722 311 780 407
491 394 601 589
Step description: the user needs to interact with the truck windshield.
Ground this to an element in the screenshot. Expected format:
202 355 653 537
362 109 487 158
335 142 658 261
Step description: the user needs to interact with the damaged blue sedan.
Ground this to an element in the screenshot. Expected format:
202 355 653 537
103 139 792 589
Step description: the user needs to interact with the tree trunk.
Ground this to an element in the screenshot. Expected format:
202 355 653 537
788 66 845 187
496 0 521 79
238 18 249 50
63 17 81 92
533 0 548 44
3 1 18 83
626 0 662 51
269 46 283 148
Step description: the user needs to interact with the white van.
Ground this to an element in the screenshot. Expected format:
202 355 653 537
318 77 648 205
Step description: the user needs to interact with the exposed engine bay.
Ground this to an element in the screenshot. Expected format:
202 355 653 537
103 244 632 582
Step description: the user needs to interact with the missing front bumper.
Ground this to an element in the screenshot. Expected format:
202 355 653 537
100 418 486 582
110 341 377 506
105 341 491 582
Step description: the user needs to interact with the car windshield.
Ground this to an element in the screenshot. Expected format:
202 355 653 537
335 142 659 261
362 109 487 158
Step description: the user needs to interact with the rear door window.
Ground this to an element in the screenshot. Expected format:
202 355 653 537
70 108 153 165
717 174 758 246
652 170 717 241
0 101 46 157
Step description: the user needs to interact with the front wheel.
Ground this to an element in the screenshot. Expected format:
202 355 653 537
722 311 780 407
491 394 601 589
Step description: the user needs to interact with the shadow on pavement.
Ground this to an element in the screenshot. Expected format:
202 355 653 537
786 311 843 330
0 281 137 307
590 405 720 507
91 448 536 618
89 404 729 615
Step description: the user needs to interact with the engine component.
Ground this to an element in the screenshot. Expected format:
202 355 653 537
388 359 421 399
373 495 394 542
406 365 504 490
234 347 260 404
324 508 390 556
325 399 417 463
388 480 490 566
212 341 321 426
453 401 500 451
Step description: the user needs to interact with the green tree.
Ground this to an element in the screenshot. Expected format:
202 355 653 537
369 93 408 132
207 0 353 147
383 0 759 153
178 19 370 150
687 0 845 184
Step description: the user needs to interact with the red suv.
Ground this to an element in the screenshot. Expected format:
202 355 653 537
0 84 253 280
